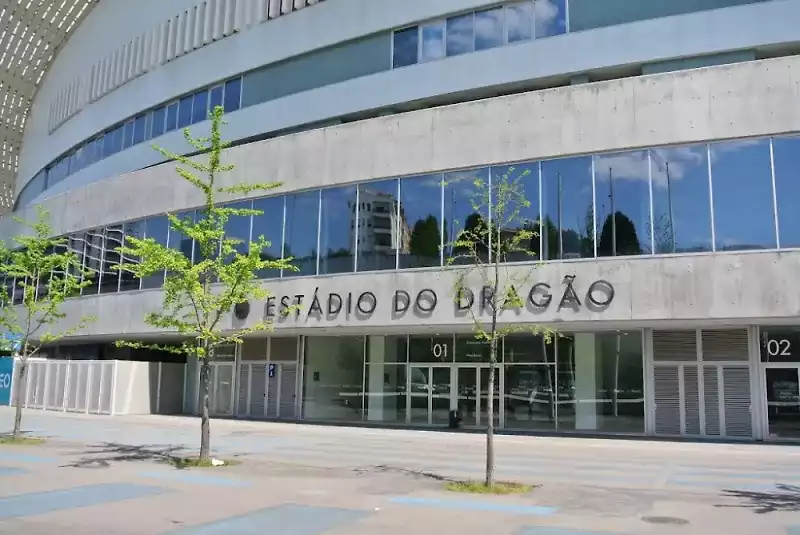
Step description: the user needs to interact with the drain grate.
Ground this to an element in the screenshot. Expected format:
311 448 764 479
642 516 690 525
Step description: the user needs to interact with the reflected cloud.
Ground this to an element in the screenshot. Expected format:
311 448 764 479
421 23 445 62
594 151 649 183
446 14 474 56
650 146 706 188
534 0 564 37
475 8 504 50
506 2 533 42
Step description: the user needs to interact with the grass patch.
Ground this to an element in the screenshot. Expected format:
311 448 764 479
166 456 241 469
444 480 534 495
0 435 45 446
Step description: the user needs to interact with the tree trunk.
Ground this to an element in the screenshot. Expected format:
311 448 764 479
12 357 26 439
485 341 497 488
198 352 212 462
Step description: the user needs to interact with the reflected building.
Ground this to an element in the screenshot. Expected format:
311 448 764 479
5 0 800 443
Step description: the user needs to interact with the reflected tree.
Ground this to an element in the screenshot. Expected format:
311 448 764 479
409 215 441 262
598 212 642 257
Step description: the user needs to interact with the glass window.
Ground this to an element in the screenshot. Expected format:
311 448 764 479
99 225 122 294
302 336 365 422
81 229 104 296
506 1 534 43
446 13 474 57
133 114 147 145
455 334 490 363
222 200 252 262
770 136 800 248
224 78 242 113
504 333 556 430
283 190 320 276
491 162 540 261
761 327 800 363
319 186 356 275
392 26 419 68
122 120 135 149
556 331 644 434
141 216 169 289
420 21 445 62
594 150 652 257
119 220 145 292
650 145 713 254
710 139 776 251
534 0 567 38
192 90 209 123
209 85 224 111
165 102 179 132
541 156 594 260
357 180 399 272
177 95 193 128
103 126 120 157
151 106 166 138
444 168 490 265
399 174 442 268
251 195 284 279
409 335 453 363
475 7 504 51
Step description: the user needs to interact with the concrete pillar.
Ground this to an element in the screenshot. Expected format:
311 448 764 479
367 336 386 421
574 333 597 430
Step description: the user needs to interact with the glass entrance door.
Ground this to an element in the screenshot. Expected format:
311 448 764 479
408 365 452 425
765 367 800 439
456 367 500 427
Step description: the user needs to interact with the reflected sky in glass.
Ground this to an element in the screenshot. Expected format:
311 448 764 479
421 22 445 62
223 200 252 259
491 162 540 261
284 191 319 276
710 139 776 251
650 145 712 253
446 13 474 57
444 168 489 264
392 27 418 67
771 136 800 248
475 7 504 51
506 2 533 43
320 186 356 275
358 179 400 272
399 174 442 269
594 150 651 257
534 0 567 38
252 195 284 279
541 156 594 260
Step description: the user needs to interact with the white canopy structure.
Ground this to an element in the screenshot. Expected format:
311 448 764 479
0 0 97 214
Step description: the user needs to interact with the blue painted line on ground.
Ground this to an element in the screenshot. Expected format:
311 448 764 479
0 451 54 464
786 526 800 535
138 470 250 488
167 504 369 535
0 483 166 519
0 466 26 477
514 528 625 535
390 496 557 516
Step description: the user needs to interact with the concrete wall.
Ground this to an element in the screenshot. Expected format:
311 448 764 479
18 0 800 197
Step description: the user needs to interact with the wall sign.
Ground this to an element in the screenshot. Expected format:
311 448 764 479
0 358 13 406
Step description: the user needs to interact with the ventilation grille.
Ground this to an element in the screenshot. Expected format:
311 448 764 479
723 366 752 438
683 365 701 435
703 366 721 436
237 364 249 416
653 331 697 362
702 329 749 362
654 365 681 436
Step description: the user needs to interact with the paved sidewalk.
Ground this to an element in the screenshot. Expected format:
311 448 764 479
0 408 798 534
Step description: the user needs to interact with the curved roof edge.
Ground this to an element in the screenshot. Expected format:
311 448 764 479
0 0 99 215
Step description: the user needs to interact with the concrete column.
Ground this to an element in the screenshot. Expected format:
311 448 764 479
367 336 385 421
574 333 598 430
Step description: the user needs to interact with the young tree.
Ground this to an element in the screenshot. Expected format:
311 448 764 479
117 106 296 463
446 169 555 488
0 205 95 438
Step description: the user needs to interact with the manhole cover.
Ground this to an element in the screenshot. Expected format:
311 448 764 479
642 516 690 525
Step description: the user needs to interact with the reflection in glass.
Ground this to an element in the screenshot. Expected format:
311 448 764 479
408 365 430 424
222 201 252 261
506 1 533 43
123 121 134 149
165 102 179 132
491 162 540 262
420 22 446 62
399 174 442 268
178 95 193 128
409 335 452 363
541 156 594 260
141 216 168 289
503 333 557 430
251 195 284 279
224 78 241 113
455 334 490 363
392 27 418 68
431 367 452 425
771 136 800 248
168 211 194 263
760 327 800 363
133 115 147 144
556 332 644 433
209 85 224 110
710 139 776 251
319 186 356 275
444 168 489 265
595 150 651 257
302 336 365 422
284 191 319 276
650 145 712 254
446 13 474 57
357 180 400 272
765 368 800 439
151 107 166 138
475 7 504 50
119 221 144 292
534 0 567 38
99 225 122 294
80 229 103 296
192 90 209 123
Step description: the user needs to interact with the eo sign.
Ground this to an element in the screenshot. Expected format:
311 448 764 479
0 358 13 406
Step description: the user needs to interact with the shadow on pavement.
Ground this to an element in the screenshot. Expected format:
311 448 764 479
61 442 188 469
354 464 457 483
718 484 800 514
